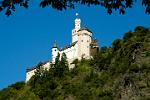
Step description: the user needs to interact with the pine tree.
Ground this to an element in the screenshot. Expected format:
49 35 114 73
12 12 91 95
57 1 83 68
53 52 69 77
60 53 69 76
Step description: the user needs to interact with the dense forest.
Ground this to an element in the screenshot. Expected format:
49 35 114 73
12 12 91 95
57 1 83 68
0 26 150 100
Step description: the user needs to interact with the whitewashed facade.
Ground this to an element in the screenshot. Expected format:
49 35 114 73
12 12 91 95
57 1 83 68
26 13 98 82
52 14 92 65
26 61 51 82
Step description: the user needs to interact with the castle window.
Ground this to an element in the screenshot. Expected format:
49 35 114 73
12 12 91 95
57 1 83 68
87 40 89 42
81 40 83 42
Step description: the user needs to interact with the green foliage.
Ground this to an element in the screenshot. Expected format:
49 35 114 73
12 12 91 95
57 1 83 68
134 26 149 33
1 26 150 100
0 82 39 100
100 46 108 53
145 51 150 56
123 31 133 41
112 39 122 51
26 52 70 99
9 81 25 90
72 59 78 64
1 0 150 16
129 64 139 73
53 52 69 77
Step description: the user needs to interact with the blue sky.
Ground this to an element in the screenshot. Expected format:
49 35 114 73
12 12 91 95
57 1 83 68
0 1 149 89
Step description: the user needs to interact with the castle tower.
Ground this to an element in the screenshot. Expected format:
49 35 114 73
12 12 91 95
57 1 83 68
77 27 92 59
74 13 81 30
26 13 98 82
72 13 93 59
72 13 81 43
52 41 59 63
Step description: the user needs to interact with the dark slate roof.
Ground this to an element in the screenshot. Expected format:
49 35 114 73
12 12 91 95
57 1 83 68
26 61 51 72
60 41 78 51
92 38 98 42
78 27 92 33
53 42 57 48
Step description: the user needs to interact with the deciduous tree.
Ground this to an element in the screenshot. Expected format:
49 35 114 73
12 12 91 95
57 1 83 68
0 0 150 16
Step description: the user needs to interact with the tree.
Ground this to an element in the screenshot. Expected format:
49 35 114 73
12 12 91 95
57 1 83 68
0 26 150 99
28 63 58 99
53 52 69 77
0 0 150 16
0 81 39 100
123 31 133 41
112 39 122 51
100 46 107 53
28 53 69 99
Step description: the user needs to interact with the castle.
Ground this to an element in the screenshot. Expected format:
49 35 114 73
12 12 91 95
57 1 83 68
26 13 99 82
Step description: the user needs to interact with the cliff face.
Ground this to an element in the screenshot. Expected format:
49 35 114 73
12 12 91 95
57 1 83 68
0 26 150 100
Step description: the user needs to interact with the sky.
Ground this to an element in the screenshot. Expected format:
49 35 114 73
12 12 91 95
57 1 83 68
0 1 150 89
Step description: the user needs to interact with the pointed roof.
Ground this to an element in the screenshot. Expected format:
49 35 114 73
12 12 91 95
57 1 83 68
52 41 57 48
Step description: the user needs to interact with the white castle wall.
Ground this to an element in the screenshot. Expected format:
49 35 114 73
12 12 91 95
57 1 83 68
60 44 78 62
52 28 92 64
26 68 36 82
26 14 94 82
26 61 51 82
52 18 92 64
77 30 92 59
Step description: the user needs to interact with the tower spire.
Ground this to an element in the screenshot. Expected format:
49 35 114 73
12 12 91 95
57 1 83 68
75 13 79 18
53 40 57 48
74 12 81 30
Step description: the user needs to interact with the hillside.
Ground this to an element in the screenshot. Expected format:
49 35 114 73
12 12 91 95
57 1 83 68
0 26 150 100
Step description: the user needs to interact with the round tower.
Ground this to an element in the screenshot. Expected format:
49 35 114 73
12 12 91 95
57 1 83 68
52 41 59 63
77 28 92 59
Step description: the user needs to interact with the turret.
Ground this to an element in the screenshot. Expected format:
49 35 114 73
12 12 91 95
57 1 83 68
72 13 81 43
52 41 59 63
75 13 81 30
